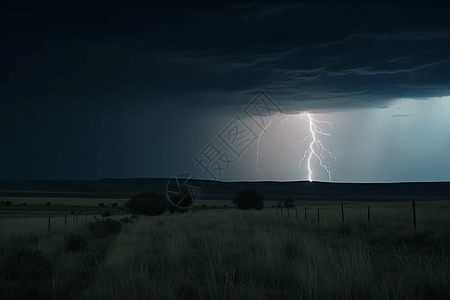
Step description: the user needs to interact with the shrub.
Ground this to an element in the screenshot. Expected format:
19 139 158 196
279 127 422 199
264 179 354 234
167 192 190 214
101 210 112 218
277 199 283 208
223 205 227 207
64 233 88 252
201 204 207 208
87 219 122 239
283 197 295 208
98 203 104 207
46 202 51 206
111 202 118 208
5 201 11 206
22 202 26 205
232 189 264 210
125 192 168 216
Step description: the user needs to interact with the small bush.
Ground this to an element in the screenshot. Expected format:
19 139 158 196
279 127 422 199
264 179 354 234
5 201 11 206
112 202 118 207
88 219 122 239
64 233 88 252
232 189 264 210
98 203 104 207
46 202 51 206
22 202 26 206
283 197 295 208
202 204 207 208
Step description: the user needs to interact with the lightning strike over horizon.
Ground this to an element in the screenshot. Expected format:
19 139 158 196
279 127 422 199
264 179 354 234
289 113 338 182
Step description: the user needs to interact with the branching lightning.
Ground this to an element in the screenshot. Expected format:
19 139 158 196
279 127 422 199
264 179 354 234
251 111 338 181
289 113 338 182
254 118 272 174
275 115 291 137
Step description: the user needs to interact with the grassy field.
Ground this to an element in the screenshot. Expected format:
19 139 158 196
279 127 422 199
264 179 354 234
1 199 450 300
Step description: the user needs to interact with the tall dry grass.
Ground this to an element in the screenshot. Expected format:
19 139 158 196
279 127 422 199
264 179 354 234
0 215 125 300
77 201 450 300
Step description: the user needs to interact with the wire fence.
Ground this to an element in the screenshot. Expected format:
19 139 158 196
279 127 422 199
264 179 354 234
264 199 450 230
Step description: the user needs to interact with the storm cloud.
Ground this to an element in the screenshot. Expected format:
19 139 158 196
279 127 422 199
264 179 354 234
2 0 449 113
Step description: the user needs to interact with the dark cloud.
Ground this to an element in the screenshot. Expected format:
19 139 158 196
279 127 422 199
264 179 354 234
1 0 450 114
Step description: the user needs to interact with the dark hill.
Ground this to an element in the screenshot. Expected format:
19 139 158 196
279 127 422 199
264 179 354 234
0 178 449 200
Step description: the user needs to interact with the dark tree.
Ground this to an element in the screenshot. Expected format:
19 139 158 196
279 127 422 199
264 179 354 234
125 192 168 216
232 189 264 210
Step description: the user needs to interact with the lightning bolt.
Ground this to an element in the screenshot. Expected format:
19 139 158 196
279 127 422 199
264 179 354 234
275 114 291 138
254 118 272 174
289 113 338 182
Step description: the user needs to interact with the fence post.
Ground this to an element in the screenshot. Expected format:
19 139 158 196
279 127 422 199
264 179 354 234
368 205 370 225
48 216 51 231
412 199 416 230
276 209 278 216
341 203 344 223
317 208 320 223
65 215 67 228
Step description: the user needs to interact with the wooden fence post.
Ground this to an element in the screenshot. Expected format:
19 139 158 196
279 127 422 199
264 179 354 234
48 216 51 231
65 215 67 228
317 208 320 223
412 199 416 230
341 203 344 223
287 208 290 218
368 206 370 225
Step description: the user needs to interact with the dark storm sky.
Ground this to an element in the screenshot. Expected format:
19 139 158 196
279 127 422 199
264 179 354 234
1 0 450 182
